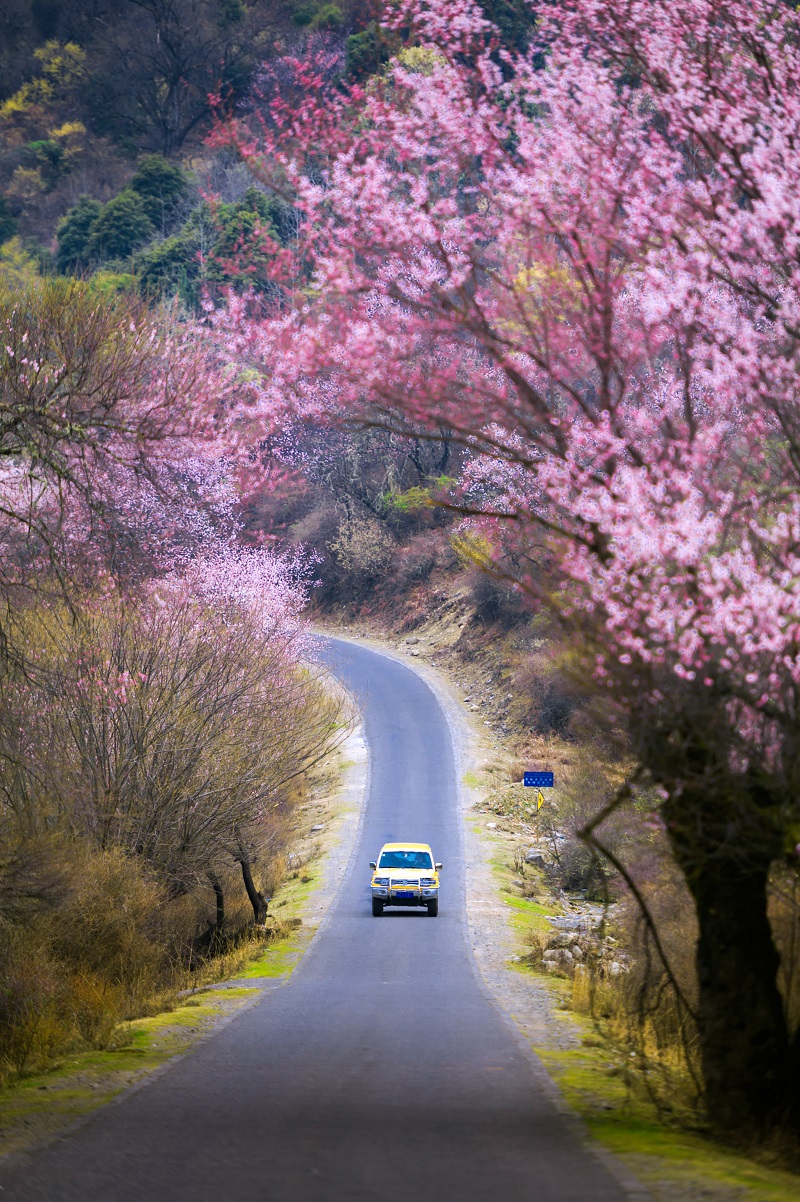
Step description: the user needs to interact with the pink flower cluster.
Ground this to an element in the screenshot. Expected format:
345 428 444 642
212 0 800 771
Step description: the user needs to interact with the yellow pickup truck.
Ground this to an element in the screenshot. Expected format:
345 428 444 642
369 842 441 917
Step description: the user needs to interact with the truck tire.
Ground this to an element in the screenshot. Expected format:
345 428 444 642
372 898 384 916
427 898 439 917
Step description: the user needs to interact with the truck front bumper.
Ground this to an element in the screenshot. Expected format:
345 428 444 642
371 887 438 907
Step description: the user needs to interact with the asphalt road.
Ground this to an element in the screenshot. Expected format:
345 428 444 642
0 638 624 1202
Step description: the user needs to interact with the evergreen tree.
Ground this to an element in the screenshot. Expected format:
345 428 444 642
56 194 102 273
85 190 154 262
130 154 188 233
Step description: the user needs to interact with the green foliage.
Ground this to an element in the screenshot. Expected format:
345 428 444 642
0 197 17 245
386 486 435 512
57 163 187 281
317 3 344 29
478 0 537 52
293 1 344 29
56 195 102 273
130 154 188 231
346 22 393 81
24 138 63 172
56 182 293 306
88 269 136 296
85 190 154 262
206 186 276 254
220 0 245 23
311 3 345 30
165 186 289 305
136 231 199 303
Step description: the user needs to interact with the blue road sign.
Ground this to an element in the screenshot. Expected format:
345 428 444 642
524 771 554 788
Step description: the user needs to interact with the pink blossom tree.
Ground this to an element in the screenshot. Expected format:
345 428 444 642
214 0 800 1133
0 276 226 625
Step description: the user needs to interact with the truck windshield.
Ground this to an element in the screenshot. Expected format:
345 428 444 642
379 851 433 869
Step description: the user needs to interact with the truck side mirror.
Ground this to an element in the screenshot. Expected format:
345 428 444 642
435 862 442 870
369 861 377 869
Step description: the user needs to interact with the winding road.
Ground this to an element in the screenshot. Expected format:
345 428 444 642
0 638 625 1202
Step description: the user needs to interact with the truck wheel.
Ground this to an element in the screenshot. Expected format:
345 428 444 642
427 899 439 917
372 898 384 916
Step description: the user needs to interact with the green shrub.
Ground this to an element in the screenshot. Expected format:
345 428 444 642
136 231 198 301
309 3 344 29
0 197 17 245
23 138 64 180
293 1 342 27
56 194 101 273
345 22 392 81
89 268 136 295
85 190 154 262
130 154 188 231
159 186 292 305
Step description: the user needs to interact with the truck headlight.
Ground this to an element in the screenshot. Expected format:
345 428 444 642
419 877 436 886
373 877 390 886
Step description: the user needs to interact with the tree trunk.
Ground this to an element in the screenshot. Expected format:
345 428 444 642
208 871 225 942
664 792 794 1135
239 858 268 925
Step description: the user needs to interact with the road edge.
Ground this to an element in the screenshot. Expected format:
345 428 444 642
323 630 653 1202
0 683 369 1177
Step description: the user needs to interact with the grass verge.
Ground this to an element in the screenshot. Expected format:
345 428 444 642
484 825 800 1201
0 987 258 1160
0 732 360 1162
537 1035 800 1202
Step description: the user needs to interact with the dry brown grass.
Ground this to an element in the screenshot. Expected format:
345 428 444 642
0 839 301 1086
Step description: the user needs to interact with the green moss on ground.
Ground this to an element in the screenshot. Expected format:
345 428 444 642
502 893 554 936
539 1041 800 1201
272 869 317 913
237 937 302 979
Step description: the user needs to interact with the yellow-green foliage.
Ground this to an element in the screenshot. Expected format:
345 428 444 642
89 269 136 295
387 485 434 512
450 529 494 569
0 42 86 122
0 237 39 288
396 46 446 75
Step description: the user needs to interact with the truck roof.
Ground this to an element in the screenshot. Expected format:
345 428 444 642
379 841 432 852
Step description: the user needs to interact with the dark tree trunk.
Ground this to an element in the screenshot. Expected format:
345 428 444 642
239 858 268 925
208 871 225 942
664 790 795 1135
